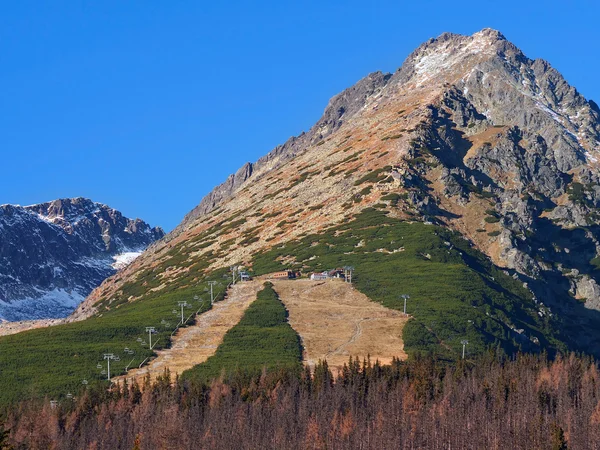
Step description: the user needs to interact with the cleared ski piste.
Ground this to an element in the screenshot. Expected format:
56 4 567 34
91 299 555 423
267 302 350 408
116 280 262 384
270 278 408 373
116 276 407 384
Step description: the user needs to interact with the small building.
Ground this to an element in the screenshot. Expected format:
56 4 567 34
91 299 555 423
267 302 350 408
270 270 296 279
328 269 345 279
240 271 251 281
310 272 329 281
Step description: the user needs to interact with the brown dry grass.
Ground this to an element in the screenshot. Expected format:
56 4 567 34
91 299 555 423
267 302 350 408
0 318 65 337
464 126 508 161
115 280 262 384
271 278 408 374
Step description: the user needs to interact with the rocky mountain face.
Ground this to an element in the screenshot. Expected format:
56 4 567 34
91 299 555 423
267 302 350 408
0 198 164 320
81 29 600 355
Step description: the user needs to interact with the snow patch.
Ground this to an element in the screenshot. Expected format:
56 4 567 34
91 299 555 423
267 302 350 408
0 288 85 321
112 252 142 270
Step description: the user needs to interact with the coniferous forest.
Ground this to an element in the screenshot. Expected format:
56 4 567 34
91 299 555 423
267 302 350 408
2 353 598 449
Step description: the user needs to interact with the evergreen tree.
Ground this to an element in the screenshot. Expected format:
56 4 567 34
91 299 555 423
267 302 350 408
551 423 568 450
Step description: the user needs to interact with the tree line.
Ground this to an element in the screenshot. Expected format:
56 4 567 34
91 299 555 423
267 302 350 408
1 352 598 449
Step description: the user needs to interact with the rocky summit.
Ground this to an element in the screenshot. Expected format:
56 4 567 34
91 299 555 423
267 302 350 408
0 197 164 320
82 28 600 356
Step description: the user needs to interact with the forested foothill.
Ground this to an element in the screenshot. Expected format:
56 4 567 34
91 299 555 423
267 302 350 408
1 352 596 449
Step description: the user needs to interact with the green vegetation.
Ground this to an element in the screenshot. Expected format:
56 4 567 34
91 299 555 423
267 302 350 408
288 170 320 189
253 208 567 360
344 167 360 177
239 235 260 246
353 166 392 186
263 211 282 219
568 182 585 202
0 285 220 405
476 190 496 199
484 216 500 223
381 134 403 141
359 186 373 196
381 192 407 207
181 283 302 382
263 187 288 200
0 263 231 405
567 181 595 206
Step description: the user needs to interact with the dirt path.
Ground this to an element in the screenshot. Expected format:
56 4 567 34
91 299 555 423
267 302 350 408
115 280 262 384
271 279 408 374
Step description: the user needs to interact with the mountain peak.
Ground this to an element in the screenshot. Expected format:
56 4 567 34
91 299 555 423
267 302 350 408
0 199 164 321
25 197 105 223
396 28 522 90
473 27 506 41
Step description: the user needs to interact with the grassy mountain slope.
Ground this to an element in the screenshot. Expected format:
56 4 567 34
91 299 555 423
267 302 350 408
181 282 302 382
251 208 566 359
0 272 227 405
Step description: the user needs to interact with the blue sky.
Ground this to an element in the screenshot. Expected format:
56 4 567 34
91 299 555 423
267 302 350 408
1 1 598 231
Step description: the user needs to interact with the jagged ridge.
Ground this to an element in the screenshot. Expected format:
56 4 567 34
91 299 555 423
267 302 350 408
0 197 164 320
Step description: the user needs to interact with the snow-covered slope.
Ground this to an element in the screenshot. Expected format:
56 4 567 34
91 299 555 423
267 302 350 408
0 198 164 321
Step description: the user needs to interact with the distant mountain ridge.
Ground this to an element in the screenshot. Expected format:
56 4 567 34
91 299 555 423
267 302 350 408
0 197 164 320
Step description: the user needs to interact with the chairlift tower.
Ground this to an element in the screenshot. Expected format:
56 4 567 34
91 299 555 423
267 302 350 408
103 353 118 381
208 281 218 304
343 266 354 284
400 294 410 315
177 301 188 325
230 265 240 285
146 326 156 348
461 340 469 360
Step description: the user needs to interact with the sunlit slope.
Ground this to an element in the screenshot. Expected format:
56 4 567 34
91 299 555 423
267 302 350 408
270 278 409 372
251 209 567 359
181 282 302 382
0 270 228 404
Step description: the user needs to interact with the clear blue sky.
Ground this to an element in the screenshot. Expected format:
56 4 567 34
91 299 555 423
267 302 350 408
1 1 598 231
